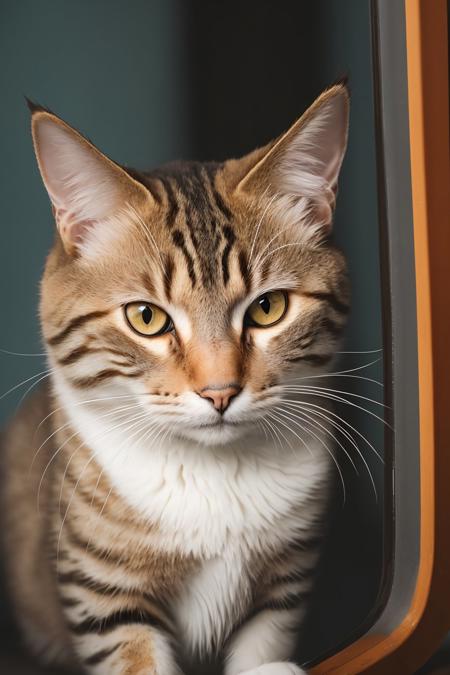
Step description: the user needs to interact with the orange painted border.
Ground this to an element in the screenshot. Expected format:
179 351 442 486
311 1 450 673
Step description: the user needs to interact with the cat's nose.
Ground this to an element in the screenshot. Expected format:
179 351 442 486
198 384 241 414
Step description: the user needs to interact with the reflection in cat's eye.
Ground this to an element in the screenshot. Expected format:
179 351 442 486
245 290 288 327
124 301 173 336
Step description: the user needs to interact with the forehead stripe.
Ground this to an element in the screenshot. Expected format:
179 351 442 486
142 271 157 297
159 177 179 229
172 229 197 286
163 254 175 302
221 225 236 286
202 165 233 219
238 250 251 293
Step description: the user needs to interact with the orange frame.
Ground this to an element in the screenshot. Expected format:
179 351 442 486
311 1 450 673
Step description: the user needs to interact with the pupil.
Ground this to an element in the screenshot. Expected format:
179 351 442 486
141 306 153 324
259 296 271 315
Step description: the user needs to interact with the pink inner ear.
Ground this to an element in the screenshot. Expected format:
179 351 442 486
54 206 96 251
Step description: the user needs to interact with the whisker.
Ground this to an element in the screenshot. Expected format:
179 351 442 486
58 408 151 508
273 405 358 474
269 408 346 504
276 404 377 500
251 220 295 273
85 417 160 552
34 393 151 435
36 406 148 512
282 398 384 463
0 348 46 357
260 415 281 448
15 371 52 412
30 401 145 473
256 419 269 441
282 385 388 409
281 387 390 429
286 357 383 381
265 411 294 450
304 373 384 387
0 368 51 402
56 412 156 563
288 404 381 499
337 349 383 355
127 203 167 279
268 409 313 456
248 188 274 269
256 241 308 269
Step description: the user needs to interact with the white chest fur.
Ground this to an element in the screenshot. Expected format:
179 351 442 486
54 376 331 652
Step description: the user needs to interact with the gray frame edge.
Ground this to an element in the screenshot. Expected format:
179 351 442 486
368 0 421 636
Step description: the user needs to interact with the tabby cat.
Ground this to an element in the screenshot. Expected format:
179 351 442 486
1 84 350 675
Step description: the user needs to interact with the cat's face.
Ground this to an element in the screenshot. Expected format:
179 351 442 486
33 85 350 446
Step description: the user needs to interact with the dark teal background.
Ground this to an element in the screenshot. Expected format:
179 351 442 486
0 0 385 670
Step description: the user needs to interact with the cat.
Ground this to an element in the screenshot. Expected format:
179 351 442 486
1 83 350 675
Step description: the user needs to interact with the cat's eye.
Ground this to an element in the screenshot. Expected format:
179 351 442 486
124 302 172 337
245 291 288 328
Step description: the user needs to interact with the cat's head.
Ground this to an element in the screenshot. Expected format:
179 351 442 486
31 84 350 446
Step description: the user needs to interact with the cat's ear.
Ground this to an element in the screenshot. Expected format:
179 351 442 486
29 102 151 257
233 83 349 235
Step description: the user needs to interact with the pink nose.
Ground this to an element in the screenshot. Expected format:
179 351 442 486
198 384 241 413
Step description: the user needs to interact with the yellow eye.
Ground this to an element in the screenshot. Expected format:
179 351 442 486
124 302 172 336
245 291 288 327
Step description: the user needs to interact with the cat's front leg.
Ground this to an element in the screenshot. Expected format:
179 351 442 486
72 622 181 675
224 606 306 675
57 564 182 674
225 531 322 675
60 594 181 674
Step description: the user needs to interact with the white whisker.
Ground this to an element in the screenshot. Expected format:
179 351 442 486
0 348 46 357
282 398 384 463
37 406 148 512
285 357 383 381
248 191 276 270
282 384 388 409
276 404 377 500
273 405 357 473
256 241 307 269
56 411 157 562
127 203 167 279
269 408 346 504
337 348 383 355
30 401 145 474
15 371 53 411
265 411 294 450
251 220 296 273
0 368 51 402
281 387 390 429
34 393 151 435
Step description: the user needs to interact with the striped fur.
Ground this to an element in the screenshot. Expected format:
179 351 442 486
2 84 350 674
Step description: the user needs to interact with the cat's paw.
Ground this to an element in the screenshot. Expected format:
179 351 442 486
239 663 306 675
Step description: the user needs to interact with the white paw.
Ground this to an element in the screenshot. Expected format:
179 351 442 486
240 663 306 675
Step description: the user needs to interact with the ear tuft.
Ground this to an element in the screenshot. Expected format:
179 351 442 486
330 74 350 92
25 97 52 115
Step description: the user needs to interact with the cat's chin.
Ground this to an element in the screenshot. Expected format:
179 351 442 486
173 421 248 446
